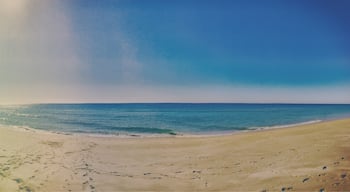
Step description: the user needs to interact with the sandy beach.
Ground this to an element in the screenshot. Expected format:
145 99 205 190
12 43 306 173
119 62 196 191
1 118 350 192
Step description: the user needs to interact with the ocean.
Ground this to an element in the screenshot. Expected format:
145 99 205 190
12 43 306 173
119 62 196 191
0 103 349 136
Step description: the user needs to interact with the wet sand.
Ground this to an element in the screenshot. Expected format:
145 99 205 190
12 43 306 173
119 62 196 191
1 118 350 191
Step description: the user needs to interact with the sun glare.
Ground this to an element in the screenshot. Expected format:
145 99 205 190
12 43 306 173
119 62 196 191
0 0 28 17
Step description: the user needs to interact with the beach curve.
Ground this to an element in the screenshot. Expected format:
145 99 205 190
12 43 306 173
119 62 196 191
1 118 350 191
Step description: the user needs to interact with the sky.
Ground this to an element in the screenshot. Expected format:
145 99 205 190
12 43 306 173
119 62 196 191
0 0 349 104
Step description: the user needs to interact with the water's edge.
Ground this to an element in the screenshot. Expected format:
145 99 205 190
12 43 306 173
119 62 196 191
2 117 349 139
1 104 350 137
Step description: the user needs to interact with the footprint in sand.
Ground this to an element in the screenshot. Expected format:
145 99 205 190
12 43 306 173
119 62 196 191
13 178 23 183
19 185 34 192
302 177 310 183
341 173 347 179
82 180 89 190
12 178 35 192
41 141 64 148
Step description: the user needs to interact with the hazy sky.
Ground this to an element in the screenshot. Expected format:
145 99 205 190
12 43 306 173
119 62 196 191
1 0 349 104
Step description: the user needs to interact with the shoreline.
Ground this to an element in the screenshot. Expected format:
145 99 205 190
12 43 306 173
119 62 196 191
2 103 350 139
1 117 347 139
2 116 349 139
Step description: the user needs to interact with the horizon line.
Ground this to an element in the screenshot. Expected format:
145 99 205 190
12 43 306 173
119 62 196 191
2 102 350 106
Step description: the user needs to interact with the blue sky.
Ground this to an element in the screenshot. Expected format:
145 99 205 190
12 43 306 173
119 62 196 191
0 0 349 103
68 0 350 86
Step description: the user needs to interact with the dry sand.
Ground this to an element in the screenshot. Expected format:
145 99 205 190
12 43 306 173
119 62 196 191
1 118 350 192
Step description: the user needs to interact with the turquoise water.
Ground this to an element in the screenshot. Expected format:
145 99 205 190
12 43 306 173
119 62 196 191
0 104 349 135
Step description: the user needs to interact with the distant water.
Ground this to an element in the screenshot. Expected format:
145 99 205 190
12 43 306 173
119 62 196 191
0 104 350 135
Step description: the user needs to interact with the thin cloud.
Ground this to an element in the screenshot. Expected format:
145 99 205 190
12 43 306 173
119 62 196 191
0 0 82 100
118 33 143 84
